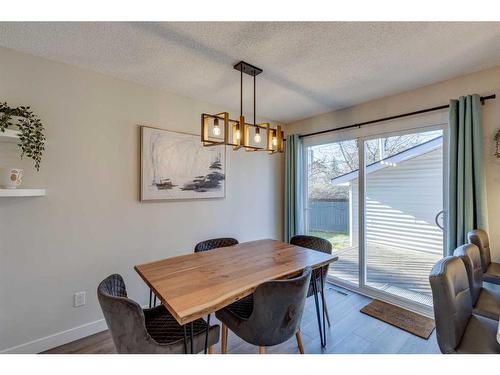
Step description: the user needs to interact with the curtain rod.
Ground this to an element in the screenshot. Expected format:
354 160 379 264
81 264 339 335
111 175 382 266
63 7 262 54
299 94 496 139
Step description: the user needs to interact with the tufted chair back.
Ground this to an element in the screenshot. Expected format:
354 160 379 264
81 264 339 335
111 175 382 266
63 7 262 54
290 235 332 295
194 237 239 253
468 229 491 273
290 235 332 254
97 274 150 353
454 244 483 305
429 257 473 354
242 267 312 347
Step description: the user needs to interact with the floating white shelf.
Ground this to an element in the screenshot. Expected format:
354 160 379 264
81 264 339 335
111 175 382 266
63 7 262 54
0 130 46 197
0 129 21 143
0 188 46 197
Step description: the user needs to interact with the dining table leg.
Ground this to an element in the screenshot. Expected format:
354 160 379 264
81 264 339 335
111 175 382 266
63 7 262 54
204 314 211 354
182 320 205 354
183 325 188 353
311 269 325 348
190 322 194 354
320 270 327 345
149 290 152 308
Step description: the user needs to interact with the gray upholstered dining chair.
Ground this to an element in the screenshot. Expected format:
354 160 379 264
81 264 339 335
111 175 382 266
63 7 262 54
290 235 332 329
453 244 500 320
98 274 220 354
429 257 500 354
194 237 239 253
215 267 312 354
468 229 500 285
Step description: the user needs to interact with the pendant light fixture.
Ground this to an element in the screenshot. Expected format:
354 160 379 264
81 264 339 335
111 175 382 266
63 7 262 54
201 61 284 153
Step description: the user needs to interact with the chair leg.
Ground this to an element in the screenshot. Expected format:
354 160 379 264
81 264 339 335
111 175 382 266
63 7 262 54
324 302 331 327
221 324 228 354
208 345 215 354
259 346 266 354
295 330 305 354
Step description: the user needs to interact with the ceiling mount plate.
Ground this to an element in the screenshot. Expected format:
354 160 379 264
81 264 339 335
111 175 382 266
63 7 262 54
233 61 263 76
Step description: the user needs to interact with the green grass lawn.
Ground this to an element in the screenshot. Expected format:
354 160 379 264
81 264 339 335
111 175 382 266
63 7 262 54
308 230 350 249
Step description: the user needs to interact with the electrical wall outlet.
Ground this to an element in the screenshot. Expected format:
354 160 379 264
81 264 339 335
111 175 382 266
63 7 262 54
73 291 86 307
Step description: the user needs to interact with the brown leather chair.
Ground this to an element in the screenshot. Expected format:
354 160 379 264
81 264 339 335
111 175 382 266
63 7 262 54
453 244 500 320
429 257 500 354
468 229 500 285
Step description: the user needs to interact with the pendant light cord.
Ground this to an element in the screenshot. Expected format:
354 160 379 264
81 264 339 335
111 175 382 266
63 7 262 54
253 74 256 126
240 68 243 117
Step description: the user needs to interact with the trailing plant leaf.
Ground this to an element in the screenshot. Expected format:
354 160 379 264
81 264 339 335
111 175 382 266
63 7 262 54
0 102 46 171
0 102 16 132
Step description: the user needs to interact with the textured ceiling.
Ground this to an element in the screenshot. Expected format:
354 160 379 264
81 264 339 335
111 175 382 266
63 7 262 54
1 22 500 123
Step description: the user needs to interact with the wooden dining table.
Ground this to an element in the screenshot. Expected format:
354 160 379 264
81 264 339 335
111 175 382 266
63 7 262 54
134 238 338 353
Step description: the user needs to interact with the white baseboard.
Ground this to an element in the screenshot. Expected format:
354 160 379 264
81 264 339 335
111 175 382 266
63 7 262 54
0 319 108 354
0 303 153 354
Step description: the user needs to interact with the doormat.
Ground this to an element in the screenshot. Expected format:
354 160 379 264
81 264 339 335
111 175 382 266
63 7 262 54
360 299 435 339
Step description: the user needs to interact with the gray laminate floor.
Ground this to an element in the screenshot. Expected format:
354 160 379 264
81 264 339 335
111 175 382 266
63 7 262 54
44 285 441 354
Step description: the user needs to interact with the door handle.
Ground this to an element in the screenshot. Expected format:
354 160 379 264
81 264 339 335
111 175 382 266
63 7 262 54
435 210 444 231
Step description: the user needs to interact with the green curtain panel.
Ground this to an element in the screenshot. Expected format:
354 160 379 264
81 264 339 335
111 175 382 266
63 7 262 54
447 94 488 254
284 134 304 242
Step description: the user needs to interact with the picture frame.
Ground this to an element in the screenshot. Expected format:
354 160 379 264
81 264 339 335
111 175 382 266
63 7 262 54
140 125 226 201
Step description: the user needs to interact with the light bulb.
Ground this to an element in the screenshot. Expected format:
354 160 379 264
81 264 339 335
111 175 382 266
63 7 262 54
254 129 261 143
235 130 241 140
272 136 278 147
212 118 221 136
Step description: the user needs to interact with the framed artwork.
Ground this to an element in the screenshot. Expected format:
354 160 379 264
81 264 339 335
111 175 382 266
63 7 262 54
141 126 226 201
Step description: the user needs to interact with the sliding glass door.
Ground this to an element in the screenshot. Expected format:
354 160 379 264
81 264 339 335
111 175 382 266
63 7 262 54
304 125 447 313
363 129 444 307
305 139 359 286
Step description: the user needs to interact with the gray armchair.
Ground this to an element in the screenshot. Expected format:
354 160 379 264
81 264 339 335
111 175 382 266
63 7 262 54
429 257 500 354
468 229 500 285
454 244 500 320
98 274 220 354
215 267 312 354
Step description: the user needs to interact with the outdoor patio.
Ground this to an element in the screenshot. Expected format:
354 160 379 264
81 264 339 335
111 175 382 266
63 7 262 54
328 243 442 306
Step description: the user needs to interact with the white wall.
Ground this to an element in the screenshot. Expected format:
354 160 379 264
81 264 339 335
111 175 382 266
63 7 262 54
0 47 283 353
289 65 500 262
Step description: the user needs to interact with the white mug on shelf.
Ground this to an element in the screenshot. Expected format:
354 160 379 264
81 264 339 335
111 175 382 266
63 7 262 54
0 168 23 189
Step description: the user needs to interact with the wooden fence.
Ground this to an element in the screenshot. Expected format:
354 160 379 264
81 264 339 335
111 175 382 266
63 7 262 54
308 200 349 233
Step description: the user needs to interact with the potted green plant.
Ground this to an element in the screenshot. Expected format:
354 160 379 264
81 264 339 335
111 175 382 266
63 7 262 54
0 102 46 171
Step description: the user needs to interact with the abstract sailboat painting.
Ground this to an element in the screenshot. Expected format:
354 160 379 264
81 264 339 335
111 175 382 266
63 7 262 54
141 126 225 201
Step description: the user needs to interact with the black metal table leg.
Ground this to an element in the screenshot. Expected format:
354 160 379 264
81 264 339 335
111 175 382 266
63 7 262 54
204 314 211 354
183 325 188 354
190 322 194 354
320 270 327 346
311 269 325 347
149 290 152 308
153 294 157 307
